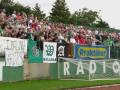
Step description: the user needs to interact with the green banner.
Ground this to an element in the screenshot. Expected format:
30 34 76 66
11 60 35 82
28 39 43 63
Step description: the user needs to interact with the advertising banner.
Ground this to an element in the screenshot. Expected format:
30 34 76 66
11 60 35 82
0 62 5 81
43 42 57 63
5 49 24 67
0 37 27 56
74 45 109 60
57 60 120 80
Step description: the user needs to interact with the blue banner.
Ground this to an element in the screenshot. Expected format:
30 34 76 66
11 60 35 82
74 45 109 60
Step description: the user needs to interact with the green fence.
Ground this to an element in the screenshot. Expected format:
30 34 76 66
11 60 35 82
110 46 120 59
51 58 120 80
0 57 23 82
3 66 23 82
49 63 58 79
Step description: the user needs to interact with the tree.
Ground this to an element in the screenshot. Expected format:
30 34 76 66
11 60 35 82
0 0 14 7
50 0 70 24
33 3 46 20
70 8 109 28
93 19 109 28
70 8 99 26
0 0 32 15
0 0 14 10
13 3 32 15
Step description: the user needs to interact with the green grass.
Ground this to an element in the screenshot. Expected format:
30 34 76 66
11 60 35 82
0 80 120 90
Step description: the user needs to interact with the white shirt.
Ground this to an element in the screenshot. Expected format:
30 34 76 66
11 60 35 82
70 38 76 44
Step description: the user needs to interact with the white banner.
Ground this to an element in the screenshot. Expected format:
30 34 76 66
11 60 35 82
0 37 27 56
5 49 24 67
43 42 57 63
0 62 5 81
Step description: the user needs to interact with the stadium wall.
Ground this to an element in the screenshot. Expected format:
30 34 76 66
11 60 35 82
24 59 50 80
0 58 51 82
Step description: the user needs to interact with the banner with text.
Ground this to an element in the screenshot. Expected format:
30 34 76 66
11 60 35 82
58 60 120 80
74 45 109 60
5 49 24 67
0 37 27 56
43 42 57 63
56 58 120 80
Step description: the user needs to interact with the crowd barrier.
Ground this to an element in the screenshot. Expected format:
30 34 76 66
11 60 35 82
0 37 119 82
28 39 110 63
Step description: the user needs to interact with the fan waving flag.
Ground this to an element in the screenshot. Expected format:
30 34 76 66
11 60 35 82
28 34 43 63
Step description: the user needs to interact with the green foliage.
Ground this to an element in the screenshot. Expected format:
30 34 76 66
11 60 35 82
50 0 71 24
70 8 98 26
0 0 32 15
12 3 32 15
93 19 109 28
70 8 109 28
0 0 14 14
33 3 46 20
0 0 112 29
0 0 14 7
0 0 45 18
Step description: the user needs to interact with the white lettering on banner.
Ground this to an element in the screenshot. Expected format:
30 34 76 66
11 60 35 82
76 62 84 75
63 61 120 76
0 37 27 55
89 61 96 74
103 61 106 73
0 62 5 81
113 61 120 73
64 62 70 75
43 42 57 63
58 46 65 57
5 49 24 67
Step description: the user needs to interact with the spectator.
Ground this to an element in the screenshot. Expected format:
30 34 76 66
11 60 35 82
103 36 115 46
0 8 120 47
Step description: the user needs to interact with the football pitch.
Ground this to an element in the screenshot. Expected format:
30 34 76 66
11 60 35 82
0 80 120 90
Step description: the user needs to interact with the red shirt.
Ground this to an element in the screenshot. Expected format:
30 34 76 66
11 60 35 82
74 35 79 43
32 22 37 30
78 37 87 45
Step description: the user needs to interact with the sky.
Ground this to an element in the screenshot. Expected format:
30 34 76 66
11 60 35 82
14 0 120 29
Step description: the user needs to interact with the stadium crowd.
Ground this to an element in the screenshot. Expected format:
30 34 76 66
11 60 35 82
0 9 120 46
